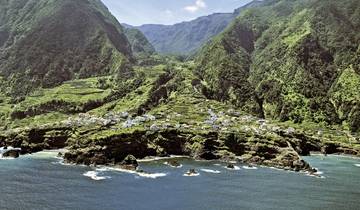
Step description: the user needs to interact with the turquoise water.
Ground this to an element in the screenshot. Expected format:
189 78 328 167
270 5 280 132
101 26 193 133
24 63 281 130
0 152 359 210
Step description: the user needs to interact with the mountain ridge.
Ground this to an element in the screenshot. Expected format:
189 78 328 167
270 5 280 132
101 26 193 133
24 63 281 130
127 0 265 55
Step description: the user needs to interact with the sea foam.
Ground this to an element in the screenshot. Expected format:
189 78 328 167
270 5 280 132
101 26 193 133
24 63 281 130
200 169 221 174
163 161 183 168
242 166 258 170
138 155 187 162
183 173 200 177
224 166 241 171
99 167 167 179
0 156 15 160
136 172 167 179
83 171 110 181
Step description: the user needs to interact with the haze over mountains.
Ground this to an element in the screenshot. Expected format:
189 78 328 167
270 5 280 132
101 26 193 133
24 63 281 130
125 0 265 54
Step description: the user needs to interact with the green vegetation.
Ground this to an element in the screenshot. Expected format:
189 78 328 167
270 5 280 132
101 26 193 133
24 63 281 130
195 0 360 132
0 0 133 97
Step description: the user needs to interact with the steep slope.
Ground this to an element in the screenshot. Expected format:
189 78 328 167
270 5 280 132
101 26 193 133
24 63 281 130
196 0 360 131
131 0 264 55
0 0 133 98
124 27 155 56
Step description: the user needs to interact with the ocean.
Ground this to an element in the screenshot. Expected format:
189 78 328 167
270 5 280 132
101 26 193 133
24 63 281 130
0 152 359 210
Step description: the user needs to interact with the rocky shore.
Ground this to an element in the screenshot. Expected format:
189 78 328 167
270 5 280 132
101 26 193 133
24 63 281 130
1 119 359 173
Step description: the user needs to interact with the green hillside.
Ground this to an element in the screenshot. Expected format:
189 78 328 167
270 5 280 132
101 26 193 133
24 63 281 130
0 0 133 98
196 0 360 132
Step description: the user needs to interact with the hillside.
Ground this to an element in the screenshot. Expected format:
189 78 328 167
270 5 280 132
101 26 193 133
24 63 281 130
124 27 155 56
196 0 360 132
0 0 133 98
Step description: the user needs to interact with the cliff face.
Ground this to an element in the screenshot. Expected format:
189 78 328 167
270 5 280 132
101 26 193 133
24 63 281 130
196 0 360 131
0 0 133 97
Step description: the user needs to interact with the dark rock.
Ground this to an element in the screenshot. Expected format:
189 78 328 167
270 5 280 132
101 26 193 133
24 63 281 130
185 168 198 176
90 153 108 165
199 151 218 160
120 155 138 170
292 159 311 172
226 163 235 169
321 142 339 154
2 150 20 158
168 160 181 167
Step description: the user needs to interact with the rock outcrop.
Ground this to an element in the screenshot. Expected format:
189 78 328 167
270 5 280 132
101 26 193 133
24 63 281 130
2 149 20 158
0 119 358 172
60 128 329 172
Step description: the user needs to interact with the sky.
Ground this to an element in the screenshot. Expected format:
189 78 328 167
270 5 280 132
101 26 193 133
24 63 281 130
102 0 253 26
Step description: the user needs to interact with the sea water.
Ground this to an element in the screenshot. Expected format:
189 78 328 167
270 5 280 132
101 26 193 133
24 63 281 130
0 152 359 210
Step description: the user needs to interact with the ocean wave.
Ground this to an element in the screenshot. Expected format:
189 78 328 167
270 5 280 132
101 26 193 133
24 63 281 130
265 166 285 171
52 159 87 167
28 151 59 159
312 168 324 175
163 162 183 168
138 155 187 162
100 167 167 179
136 172 167 179
83 171 110 181
0 156 15 160
305 172 326 179
354 164 360 167
183 173 200 177
95 167 110 172
200 169 221 174
242 166 258 170
224 166 241 171
314 171 324 175
0 146 20 151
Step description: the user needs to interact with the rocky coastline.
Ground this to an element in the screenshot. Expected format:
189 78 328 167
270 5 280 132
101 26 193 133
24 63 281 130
1 120 359 174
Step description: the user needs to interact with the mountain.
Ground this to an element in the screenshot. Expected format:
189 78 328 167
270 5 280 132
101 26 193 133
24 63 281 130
196 0 360 131
131 0 264 55
135 13 234 55
124 27 155 56
0 0 133 97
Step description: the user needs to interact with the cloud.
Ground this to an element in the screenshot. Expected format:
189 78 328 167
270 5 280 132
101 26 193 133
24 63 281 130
184 0 206 13
164 9 174 17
